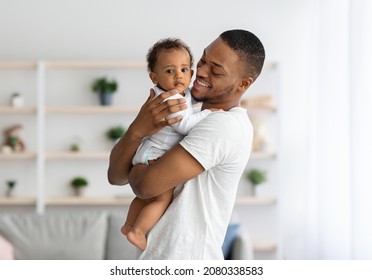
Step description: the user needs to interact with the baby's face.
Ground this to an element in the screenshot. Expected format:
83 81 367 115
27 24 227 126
150 48 193 94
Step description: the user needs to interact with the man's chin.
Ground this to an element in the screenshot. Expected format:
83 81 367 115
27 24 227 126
191 87 205 102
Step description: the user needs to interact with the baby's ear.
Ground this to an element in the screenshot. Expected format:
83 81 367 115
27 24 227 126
149 72 157 84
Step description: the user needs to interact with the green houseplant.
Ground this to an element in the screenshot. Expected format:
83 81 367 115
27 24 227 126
245 169 267 196
70 176 89 196
91 77 118 105
106 125 126 142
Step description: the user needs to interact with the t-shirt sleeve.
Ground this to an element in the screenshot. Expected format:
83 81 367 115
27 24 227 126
179 112 241 171
170 109 211 135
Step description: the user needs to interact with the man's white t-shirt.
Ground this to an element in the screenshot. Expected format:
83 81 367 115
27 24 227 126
138 107 253 259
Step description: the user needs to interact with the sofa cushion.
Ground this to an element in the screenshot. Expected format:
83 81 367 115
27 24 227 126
222 223 240 260
0 234 14 260
0 212 108 260
106 211 138 260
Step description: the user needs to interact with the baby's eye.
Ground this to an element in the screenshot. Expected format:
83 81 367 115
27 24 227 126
181 68 189 73
165 69 174 74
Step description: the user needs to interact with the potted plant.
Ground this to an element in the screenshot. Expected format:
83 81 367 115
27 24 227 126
69 136 82 152
70 176 88 196
106 125 126 142
91 77 118 105
10 92 24 107
70 143 80 152
5 180 16 197
245 169 267 196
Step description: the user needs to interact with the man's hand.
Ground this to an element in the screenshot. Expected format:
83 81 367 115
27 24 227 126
128 88 188 140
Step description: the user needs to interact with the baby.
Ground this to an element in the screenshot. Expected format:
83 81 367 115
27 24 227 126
122 38 216 250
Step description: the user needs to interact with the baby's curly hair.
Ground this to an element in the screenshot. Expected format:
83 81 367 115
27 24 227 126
146 38 194 72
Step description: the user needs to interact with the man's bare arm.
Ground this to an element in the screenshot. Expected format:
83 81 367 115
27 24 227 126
129 145 205 199
107 89 187 185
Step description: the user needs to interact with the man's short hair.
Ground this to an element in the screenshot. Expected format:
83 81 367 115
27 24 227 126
219 29 265 81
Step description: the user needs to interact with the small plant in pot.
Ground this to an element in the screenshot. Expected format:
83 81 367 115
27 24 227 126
70 176 88 197
10 92 24 107
245 169 267 196
91 77 118 106
5 180 16 197
106 125 126 143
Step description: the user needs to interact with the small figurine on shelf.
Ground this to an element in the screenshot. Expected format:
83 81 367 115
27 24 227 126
2 124 26 153
10 92 24 108
70 176 89 196
251 118 270 153
5 180 16 197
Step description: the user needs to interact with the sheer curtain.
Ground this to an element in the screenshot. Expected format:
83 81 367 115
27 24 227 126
349 0 372 259
303 0 372 259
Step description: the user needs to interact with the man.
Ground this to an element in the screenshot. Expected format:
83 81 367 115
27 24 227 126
108 29 265 259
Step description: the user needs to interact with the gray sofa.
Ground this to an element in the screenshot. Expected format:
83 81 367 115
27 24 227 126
0 211 252 260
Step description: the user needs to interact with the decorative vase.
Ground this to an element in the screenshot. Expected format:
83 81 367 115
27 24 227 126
99 92 113 106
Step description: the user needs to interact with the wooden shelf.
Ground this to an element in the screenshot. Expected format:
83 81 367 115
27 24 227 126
250 151 276 159
235 195 276 205
0 197 36 206
44 61 146 69
0 152 37 160
0 195 275 206
253 241 277 252
45 106 139 113
0 106 37 113
0 61 37 69
263 62 277 70
44 196 134 206
242 95 276 113
45 151 109 160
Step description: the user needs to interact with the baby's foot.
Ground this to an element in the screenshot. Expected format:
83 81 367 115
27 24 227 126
121 223 132 236
127 229 147 251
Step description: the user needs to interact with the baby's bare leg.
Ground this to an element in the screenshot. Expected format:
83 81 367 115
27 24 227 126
122 197 148 236
127 189 173 250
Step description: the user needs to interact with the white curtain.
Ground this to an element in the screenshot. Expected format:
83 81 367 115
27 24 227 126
303 0 372 259
349 0 372 259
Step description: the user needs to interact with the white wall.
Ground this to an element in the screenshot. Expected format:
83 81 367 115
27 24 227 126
1 0 352 259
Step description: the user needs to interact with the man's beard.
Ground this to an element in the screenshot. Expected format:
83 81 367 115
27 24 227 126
191 85 234 103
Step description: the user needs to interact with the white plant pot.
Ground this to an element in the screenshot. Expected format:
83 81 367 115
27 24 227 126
11 95 24 107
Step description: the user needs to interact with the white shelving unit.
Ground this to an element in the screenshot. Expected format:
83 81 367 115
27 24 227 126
0 60 280 255
237 62 281 259
0 60 147 214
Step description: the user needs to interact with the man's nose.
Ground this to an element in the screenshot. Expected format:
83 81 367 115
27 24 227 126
197 64 208 77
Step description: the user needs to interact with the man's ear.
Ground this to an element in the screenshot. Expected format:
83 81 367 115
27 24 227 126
149 72 158 84
239 77 253 92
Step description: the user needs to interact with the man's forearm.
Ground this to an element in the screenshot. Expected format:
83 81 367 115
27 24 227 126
107 127 143 185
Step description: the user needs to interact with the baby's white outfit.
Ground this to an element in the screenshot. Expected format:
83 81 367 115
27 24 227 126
132 86 211 165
